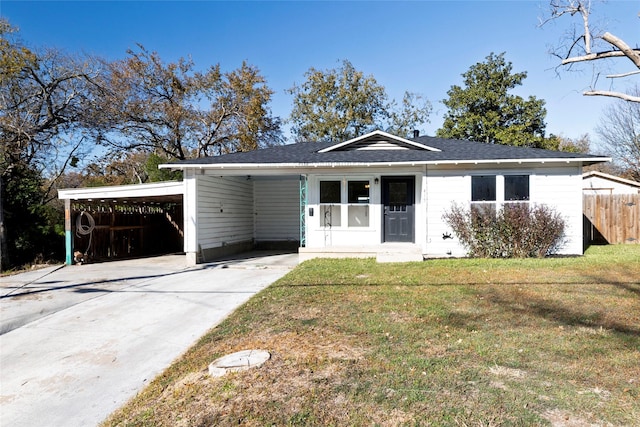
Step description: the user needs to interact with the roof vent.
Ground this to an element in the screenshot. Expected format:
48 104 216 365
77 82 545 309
413 130 420 138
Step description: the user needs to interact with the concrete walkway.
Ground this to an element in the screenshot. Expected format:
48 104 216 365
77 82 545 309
0 252 297 427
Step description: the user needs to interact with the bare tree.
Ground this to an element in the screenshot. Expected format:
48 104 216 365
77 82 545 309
95 45 283 161
541 0 640 102
596 87 640 181
1 19 101 269
1 44 100 186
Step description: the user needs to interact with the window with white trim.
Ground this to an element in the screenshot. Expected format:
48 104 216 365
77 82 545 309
504 175 530 202
347 181 370 227
319 179 371 228
470 174 530 213
471 175 496 215
320 181 341 227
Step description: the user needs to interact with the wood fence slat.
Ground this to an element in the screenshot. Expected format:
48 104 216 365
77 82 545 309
583 194 640 244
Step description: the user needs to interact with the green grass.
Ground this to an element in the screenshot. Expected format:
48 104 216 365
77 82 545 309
103 245 640 426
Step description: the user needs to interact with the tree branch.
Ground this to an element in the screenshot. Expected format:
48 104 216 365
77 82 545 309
602 32 640 68
561 49 634 65
607 70 640 79
584 90 640 103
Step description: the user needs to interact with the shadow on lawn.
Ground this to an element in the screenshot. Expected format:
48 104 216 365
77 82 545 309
582 264 640 296
483 290 640 338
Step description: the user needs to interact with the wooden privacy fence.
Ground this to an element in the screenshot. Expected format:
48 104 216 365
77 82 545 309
583 194 639 244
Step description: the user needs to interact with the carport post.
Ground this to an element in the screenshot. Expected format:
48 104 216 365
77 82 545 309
64 199 73 265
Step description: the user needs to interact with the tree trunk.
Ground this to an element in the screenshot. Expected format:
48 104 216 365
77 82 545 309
0 176 9 271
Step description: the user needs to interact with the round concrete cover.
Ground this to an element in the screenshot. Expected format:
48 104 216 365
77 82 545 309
208 349 271 377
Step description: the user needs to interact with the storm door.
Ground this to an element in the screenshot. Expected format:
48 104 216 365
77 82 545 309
382 177 415 242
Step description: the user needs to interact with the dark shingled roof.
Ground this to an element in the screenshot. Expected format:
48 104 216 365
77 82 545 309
167 135 608 167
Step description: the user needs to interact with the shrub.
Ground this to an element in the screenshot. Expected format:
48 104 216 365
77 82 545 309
442 203 566 258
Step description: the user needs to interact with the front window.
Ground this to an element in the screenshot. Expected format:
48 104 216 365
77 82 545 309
505 175 530 201
348 181 369 227
472 175 496 202
470 174 531 215
320 181 341 227
318 179 371 228
471 175 496 216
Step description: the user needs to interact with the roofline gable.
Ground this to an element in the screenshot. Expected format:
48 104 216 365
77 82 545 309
582 171 640 188
317 130 441 153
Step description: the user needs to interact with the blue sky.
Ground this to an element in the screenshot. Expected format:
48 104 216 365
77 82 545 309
2 0 638 150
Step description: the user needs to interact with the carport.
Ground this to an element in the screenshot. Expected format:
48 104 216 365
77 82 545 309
58 181 184 264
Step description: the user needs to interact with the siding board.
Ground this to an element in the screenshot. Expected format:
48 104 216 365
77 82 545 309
197 176 254 249
254 178 300 242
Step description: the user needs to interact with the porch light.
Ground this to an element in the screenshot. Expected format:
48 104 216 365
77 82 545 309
374 178 379 185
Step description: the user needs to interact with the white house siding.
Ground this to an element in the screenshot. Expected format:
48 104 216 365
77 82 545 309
183 172 198 264
253 177 300 243
425 164 584 257
583 174 640 195
196 175 254 261
425 170 470 257
304 168 424 249
531 166 584 255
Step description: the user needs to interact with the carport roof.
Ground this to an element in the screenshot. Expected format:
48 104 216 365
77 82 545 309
58 180 183 203
160 130 610 170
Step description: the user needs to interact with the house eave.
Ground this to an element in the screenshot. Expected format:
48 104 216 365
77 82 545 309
58 180 184 201
160 156 611 171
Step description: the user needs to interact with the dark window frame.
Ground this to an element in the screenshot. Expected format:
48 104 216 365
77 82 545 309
471 175 496 202
348 180 370 204
320 180 341 204
504 175 530 201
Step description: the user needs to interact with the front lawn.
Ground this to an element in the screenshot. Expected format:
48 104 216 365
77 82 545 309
103 245 640 426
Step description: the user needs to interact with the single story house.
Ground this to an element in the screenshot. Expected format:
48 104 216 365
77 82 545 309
157 130 609 264
582 170 640 195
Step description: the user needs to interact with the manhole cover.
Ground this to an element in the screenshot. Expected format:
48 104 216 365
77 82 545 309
208 349 270 377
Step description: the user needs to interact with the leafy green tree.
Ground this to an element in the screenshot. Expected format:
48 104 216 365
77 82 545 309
386 92 432 138
145 153 182 182
437 52 552 148
96 45 283 160
288 60 430 142
2 163 64 268
549 133 591 154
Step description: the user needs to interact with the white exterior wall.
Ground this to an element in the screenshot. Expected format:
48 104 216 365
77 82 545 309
532 167 584 255
181 174 254 264
253 177 300 242
182 162 586 262
197 175 254 247
183 170 198 264
304 168 425 248
425 170 470 257
583 175 640 195
425 164 584 257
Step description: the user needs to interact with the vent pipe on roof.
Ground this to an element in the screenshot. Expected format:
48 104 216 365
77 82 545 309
413 130 420 138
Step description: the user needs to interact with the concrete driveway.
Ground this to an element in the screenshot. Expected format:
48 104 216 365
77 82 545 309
0 252 297 427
